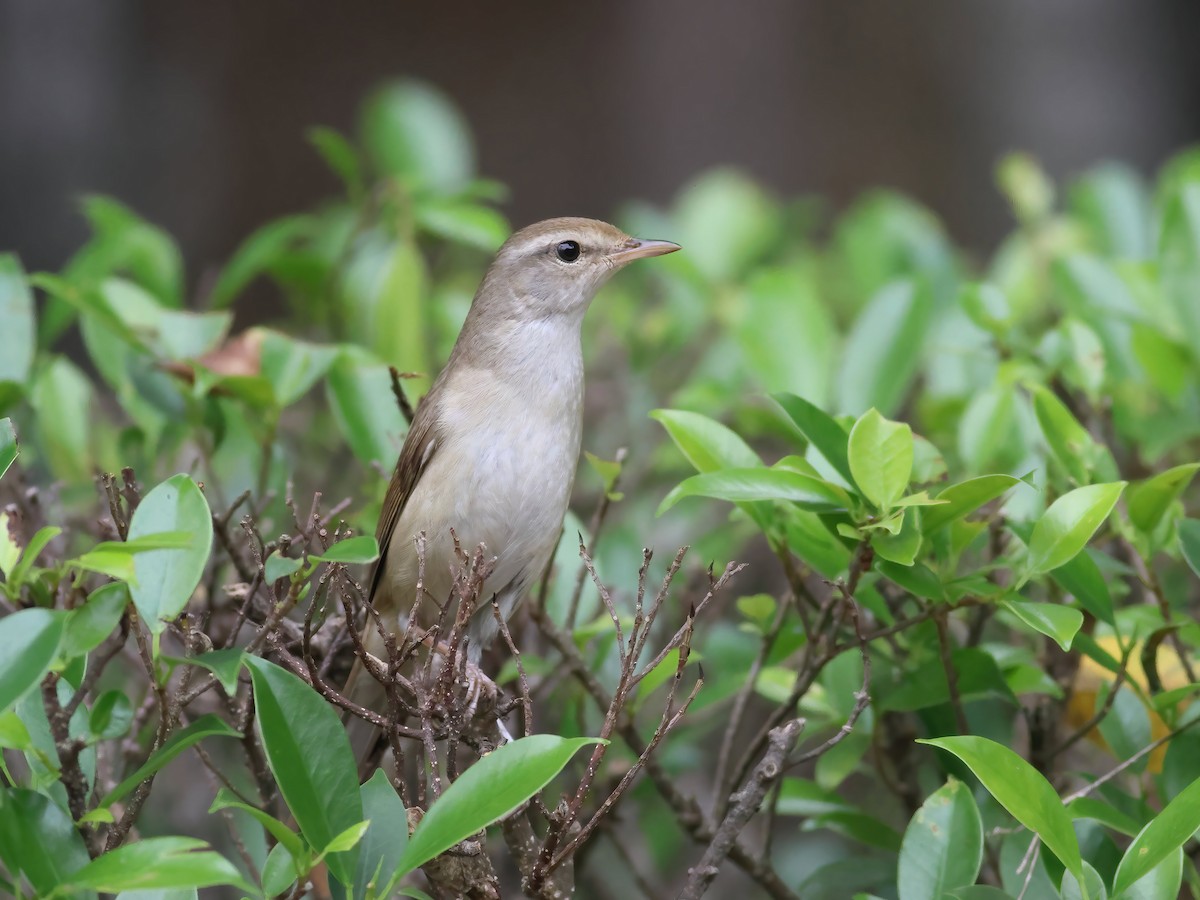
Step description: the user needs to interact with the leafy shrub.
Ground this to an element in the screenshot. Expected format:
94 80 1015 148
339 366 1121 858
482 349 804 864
1 79 1200 899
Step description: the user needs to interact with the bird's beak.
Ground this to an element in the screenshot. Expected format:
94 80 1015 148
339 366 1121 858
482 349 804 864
608 238 681 266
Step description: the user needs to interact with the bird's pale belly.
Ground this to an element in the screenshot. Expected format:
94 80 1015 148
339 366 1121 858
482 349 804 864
383 413 580 626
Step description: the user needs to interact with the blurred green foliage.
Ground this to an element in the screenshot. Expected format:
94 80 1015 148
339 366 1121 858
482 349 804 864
1 76 1200 899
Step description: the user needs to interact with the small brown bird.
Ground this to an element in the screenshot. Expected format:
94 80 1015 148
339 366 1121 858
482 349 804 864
345 217 678 760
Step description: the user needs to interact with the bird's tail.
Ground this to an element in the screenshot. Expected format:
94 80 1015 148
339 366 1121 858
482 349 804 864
341 630 388 777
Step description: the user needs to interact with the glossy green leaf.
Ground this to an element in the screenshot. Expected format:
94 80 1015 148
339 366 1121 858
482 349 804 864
264 551 304 584
127 474 213 635
30 356 94 481
260 842 298 899
657 467 850 515
1180 518 1200 578
897 778 984 900
394 735 600 879
355 769 409 898
0 255 34 387
1065 797 1141 838
0 418 15 480
308 127 364 201
207 216 311 309
878 560 944 601
1002 599 1083 651
1117 846 1182 900
1048 549 1114 626
244 656 362 886
4 524 61 588
325 351 408 467
360 79 475 193
770 392 854 485
184 649 244 696
921 480 1017 535
847 408 913 511
62 837 250 893
259 330 338 408
650 408 761 473
321 820 370 856
416 199 509 253
918 735 1082 880
874 510 922 566
1127 464 1200 535
1060 862 1107 900
0 788 93 898
313 535 380 565
675 169 778 282
88 690 134 740
208 787 306 862
0 608 66 715
1112 773 1200 895
837 280 931 416
1026 482 1126 576
100 714 241 807
69 599 129 673
1029 384 1102 485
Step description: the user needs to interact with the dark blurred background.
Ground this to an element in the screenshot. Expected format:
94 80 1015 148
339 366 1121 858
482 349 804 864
2 0 1199 282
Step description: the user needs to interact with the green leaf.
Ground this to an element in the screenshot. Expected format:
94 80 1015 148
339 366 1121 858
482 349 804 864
62 837 250 893
0 418 16 481
770 392 854 486
337 235 429 375
394 735 600 879
657 467 851 516
1048 550 1113 626
184 649 244 696
878 560 944 601
355 769 409 899
897 778 984 900
1029 384 1103 485
260 330 339 408
0 608 66 715
1112 773 1200 895
1026 482 1126 576
69 195 184 306
1127 464 1200 535
313 535 380 565
1001 599 1083 651
1116 847 1182 900
847 408 913 511
675 168 779 282
308 127 364 202
207 216 311 309
1065 797 1141 838
325 350 408 467
650 409 761 473
264 551 304 584
874 509 922 566
30 357 94 481
0 788 93 898
71 548 136 583
208 787 307 862
918 735 1082 881
0 255 35 387
260 842 298 899
1060 862 1107 900
416 199 509 253
127 474 214 635
88 690 134 740
836 280 931 416
320 820 370 856
244 656 362 886
99 714 241 808
1180 518 1200 578
5 525 61 587
360 79 475 193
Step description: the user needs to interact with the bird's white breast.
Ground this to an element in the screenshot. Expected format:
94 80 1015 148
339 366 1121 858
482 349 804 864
384 317 585 615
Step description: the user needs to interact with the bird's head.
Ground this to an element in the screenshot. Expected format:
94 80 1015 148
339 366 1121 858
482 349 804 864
479 217 679 320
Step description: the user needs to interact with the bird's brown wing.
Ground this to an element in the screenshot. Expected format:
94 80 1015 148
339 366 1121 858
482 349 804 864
367 396 441 607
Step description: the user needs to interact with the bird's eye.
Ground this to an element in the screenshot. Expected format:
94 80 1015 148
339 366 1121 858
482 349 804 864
555 240 581 263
